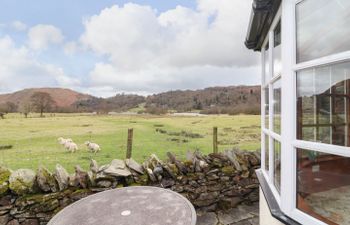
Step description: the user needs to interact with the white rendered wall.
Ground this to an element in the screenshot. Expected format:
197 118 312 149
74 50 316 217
259 188 285 225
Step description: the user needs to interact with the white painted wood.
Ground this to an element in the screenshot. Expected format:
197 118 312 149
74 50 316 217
280 0 296 215
292 140 350 157
258 0 350 224
268 29 274 183
290 209 328 225
293 50 350 71
261 50 266 171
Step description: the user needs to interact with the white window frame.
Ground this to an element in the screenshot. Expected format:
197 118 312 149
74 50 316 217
261 7 282 205
280 0 350 224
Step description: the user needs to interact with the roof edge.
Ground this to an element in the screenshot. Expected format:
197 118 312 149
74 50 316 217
245 0 281 51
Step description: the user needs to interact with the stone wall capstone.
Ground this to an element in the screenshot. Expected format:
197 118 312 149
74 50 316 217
0 149 260 225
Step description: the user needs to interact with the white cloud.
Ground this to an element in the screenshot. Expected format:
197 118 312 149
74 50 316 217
0 36 79 94
64 41 78 55
28 24 64 50
11 21 27 31
88 63 260 95
81 0 259 95
81 1 257 68
1 1 259 97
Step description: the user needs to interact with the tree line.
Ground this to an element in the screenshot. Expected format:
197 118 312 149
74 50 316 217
0 86 261 118
0 92 56 118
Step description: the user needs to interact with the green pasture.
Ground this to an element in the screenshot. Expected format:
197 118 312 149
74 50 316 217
0 113 260 172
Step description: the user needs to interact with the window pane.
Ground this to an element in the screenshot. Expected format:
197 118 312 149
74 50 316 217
274 140 281 193
297 149 350 224
264 43 270 84
273 79 281 134
265 134 269 172
296 0 350 62
264 87 269 129
297 61 350 147
273 21 281 76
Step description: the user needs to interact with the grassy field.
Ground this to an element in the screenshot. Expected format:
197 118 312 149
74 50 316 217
0 113 260 172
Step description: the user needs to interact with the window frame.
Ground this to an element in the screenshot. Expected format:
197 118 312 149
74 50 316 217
280 0 350 224
261 7 282 205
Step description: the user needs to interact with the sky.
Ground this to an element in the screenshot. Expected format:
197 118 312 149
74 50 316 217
0 0 260 97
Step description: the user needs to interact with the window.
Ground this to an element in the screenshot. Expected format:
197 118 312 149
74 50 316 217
273 79 281 134
273 21 281 76
297 149 350 224
265 134 269 172
297 61 350 147
264 87 269 129
296 0 350 63
261 16 281 197
274 140 281 193
264 43 270 84
293 1 350 224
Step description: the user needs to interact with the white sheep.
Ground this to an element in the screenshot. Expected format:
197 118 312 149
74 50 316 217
85 141 101 153
58 137 73 145
64 141 78 153
58 137 65 145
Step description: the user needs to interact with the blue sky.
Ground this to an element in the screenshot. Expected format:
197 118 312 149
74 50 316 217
0 0 196 40
0 0 259 97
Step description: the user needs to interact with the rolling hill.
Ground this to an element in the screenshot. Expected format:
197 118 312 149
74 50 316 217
0 88 93 108
0 86 261 114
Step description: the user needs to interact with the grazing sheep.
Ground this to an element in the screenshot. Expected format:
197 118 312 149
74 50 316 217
85 141 101 153
58 137 73 145
64 141 78 153
58 137 65 145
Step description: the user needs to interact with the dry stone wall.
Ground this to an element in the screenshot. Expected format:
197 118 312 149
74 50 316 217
0 150 260 225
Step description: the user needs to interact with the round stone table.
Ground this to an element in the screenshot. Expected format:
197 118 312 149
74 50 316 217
48 186 196 225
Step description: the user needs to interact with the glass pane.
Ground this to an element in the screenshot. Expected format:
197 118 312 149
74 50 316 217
274 140 281 193
296 0 350 62
297 149 350 224
264 43 270 84
273 79 281 134
273 21 281 76
264 87 269 129
265 134 269 172
297 61 350 147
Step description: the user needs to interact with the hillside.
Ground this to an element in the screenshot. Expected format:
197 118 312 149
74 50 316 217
0 86 261 114
0 88 93 108
146 86 261 114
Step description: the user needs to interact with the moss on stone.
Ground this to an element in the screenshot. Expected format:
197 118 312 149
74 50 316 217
138 174 149 185
9 169 36 195
221 166 235 176
183 160 193 167
168 164 179 175
0 166 11 196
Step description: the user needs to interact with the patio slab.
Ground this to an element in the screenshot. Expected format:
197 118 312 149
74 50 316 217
196 202 259 225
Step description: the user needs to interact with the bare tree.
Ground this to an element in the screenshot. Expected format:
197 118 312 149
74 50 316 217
31 92 56 117
3 102 17 113
19 101 32 118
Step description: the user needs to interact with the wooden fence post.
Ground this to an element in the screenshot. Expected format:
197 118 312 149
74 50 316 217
126 128 133 159
213 127 218 154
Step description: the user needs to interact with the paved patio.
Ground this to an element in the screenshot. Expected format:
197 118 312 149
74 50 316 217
196 202 259 225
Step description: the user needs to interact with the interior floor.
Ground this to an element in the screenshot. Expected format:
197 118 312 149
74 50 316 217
305 185 350 225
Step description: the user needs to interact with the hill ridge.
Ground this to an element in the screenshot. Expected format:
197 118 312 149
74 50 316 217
0 86 261 114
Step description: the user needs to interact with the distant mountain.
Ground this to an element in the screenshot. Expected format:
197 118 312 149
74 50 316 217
0 86 261 115
0 88 93 108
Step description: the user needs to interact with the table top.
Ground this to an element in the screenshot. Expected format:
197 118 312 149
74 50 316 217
48 186 196 225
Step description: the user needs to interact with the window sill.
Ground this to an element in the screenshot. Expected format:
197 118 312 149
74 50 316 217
256 169 301 225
